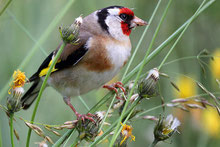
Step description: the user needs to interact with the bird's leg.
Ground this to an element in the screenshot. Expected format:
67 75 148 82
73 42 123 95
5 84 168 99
63 96 95 123
103 81 126 100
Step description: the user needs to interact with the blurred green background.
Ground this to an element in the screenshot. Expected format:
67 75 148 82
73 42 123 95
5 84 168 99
0 0 220 146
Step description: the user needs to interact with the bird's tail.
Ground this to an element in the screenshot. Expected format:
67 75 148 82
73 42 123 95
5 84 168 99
21 78 42 109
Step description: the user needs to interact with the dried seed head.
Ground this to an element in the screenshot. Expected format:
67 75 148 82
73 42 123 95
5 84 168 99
32 125 44 133
25 122 35 129
166 103 189 112
142 115 159 121
166 103 179 107
186 104 205 109
14 129 20 140
34 129 45 138
25 122 45 137
113 100 124 109
171 98 188 103
6 96 22 113
138 68 159 99
59 16 81 44
95 111 105 120
61 124 75 129
130 93 139 103
44 126 52 131
195 98 215 107
64 120 77 125
76 114 102 142
52 130 61 136
45 136 54 144
154 114 180 142
126 81 136 91
53 126 63 130
74 16 83 25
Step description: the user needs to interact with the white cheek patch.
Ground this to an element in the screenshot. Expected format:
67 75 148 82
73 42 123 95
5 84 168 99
105 16 129 41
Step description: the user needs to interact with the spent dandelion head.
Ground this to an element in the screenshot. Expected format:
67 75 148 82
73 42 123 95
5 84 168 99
154 114 180 142
138 68 159 99
59 16 82 44
75 113 103 142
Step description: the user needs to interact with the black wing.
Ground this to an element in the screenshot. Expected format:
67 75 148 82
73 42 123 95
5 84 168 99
29 44 88 82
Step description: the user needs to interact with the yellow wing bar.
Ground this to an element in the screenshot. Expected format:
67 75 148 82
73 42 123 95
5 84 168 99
39 59 60 77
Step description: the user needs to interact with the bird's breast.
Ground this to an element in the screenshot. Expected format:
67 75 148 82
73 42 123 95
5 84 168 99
81 36 131 73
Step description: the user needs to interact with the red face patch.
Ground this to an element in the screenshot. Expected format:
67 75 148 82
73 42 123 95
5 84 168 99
119 8 134 36
121 22 132 36
119 8 134 17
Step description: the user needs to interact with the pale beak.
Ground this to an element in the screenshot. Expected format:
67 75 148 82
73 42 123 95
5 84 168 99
130 16 148 28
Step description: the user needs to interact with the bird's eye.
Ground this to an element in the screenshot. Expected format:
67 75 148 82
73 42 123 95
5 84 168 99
119 14 128 21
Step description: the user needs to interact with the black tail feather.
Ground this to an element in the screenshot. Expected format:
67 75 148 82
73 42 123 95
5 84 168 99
21 79 42 109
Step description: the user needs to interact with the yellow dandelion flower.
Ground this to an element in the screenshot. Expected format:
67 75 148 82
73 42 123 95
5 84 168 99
120 122 135 145
202 106 220 138
210 49 220 79
174 76 196 98
8 69 26 94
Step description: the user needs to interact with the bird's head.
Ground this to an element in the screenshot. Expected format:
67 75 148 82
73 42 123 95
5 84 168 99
96 6 147 40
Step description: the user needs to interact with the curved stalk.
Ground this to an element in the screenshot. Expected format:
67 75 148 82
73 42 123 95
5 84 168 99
26 43 66 147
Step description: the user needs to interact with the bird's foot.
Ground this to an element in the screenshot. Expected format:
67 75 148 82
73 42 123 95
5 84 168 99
103 81 126 100
76 112 96 123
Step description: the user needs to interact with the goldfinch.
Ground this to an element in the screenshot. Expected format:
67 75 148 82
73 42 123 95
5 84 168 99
21 6 147 121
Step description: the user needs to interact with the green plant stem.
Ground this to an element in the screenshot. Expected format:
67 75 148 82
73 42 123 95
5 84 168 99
163 55 214 67
0 122 2 147
158 0 207 70
72 136 80 147
136 104 165 118
0 0 76 102
53 1 215 145
10 113 14 147
52 129 74 147
149 139 159 147
0 0 12 16
121 0 162 81
26 43 66 147
109 0 173 145
99 94 116 132
63 130 75 147
78 96 90 111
